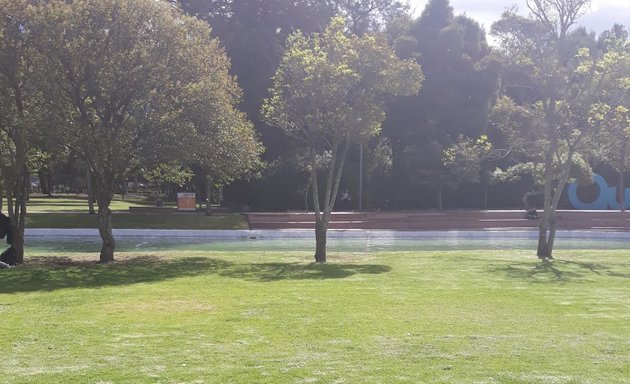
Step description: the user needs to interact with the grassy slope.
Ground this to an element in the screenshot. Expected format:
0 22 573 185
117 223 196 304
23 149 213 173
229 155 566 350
1 249 629 383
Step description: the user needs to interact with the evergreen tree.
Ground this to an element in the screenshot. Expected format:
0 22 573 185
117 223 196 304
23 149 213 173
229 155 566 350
383 0 500 209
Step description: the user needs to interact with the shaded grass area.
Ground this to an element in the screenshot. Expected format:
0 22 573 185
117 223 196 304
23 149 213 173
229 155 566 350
25 212 248 229
0 256 389 293
1 249 630 383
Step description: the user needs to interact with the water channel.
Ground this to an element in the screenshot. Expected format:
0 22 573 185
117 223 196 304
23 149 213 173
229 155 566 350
24 232 630 255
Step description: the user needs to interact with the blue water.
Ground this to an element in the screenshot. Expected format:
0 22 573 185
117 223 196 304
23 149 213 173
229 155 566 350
23 236 630 255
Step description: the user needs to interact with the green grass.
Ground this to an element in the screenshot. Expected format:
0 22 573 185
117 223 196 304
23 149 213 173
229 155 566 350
26 194 165 213
20 195 249 229
25 212 249 229
1 248 629 383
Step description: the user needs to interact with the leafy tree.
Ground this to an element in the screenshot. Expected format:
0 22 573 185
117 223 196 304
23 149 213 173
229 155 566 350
263 18 422 262
399 141 450 210
589 27 630 210
143 162 194 198
176 0 409 210
332 0 408 34
191 107 263 215
491 0 626 258
443 135 493 204
600 102 630 210
485 95 543 208
399 135 492 210
0 0 56 263
34 0 261 262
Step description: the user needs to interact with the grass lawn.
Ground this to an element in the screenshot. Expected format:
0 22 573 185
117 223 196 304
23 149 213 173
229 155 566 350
26 194 165 213
1 248 629 383
19 195 249 229
25 212 249 229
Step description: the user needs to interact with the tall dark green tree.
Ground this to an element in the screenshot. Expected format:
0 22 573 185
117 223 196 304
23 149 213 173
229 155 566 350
383 0 500 209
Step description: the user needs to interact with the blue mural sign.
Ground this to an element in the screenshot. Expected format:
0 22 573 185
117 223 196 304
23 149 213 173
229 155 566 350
567 174 630 210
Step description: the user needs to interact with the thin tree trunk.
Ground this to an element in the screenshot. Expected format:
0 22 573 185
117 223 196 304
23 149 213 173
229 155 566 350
537 226 548 258
6 143 29 264
303 177 312 213
482 181 489 210
314 218 328 263
86 168 96 215
4 85 29 264
46 171 53 196
481 166 489 210
537 97 560 260
436 186 444 211
617 170 626 212
310 151 325 263
309 139 351 263
538 147 573 259
546 162 573 258
38 169 50 195
206 176 213 216
6 177 27 264
622 144 627 212
12 196 26 264
97 192 115 263
7 177 27 265
537 142 555 259
547 214 558 256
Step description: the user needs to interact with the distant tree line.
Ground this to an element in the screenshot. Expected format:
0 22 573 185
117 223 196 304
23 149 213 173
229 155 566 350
175 0 627 217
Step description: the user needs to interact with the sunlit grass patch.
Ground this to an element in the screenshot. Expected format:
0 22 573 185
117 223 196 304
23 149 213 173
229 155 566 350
1 249 629 383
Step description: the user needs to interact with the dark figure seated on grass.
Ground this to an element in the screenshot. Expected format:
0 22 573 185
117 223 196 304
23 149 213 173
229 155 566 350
0 213 16 267
0 213 12 244
0 247 16 267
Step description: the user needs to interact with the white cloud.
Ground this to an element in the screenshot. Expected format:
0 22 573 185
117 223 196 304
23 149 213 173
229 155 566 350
408 0 629 34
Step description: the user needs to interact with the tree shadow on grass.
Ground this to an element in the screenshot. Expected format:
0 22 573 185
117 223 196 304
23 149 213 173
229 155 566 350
217 261 390 282
0 256 390 293
494 259 630 283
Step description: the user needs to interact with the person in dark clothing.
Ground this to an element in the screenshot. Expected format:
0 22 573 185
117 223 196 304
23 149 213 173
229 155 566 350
0 213 16 266
0 247 16 266
340 189 352 211
0 213 12 245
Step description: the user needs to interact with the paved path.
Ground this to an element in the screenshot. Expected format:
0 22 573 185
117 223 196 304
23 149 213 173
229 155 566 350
246 210 630 231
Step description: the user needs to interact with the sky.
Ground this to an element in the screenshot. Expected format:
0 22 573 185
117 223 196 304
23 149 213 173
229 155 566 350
408 0 630 36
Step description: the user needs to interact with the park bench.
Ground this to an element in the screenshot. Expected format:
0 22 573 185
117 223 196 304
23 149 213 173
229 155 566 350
128 206 176 214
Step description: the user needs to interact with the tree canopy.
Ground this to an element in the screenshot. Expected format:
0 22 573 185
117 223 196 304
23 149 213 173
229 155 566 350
30 0 261 262
263 17 423 262
492 0 627 258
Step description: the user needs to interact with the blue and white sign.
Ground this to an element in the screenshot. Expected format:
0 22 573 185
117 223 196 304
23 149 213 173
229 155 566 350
567 174 630 210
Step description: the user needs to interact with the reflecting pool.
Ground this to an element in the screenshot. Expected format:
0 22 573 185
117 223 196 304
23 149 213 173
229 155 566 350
24 233 630 255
